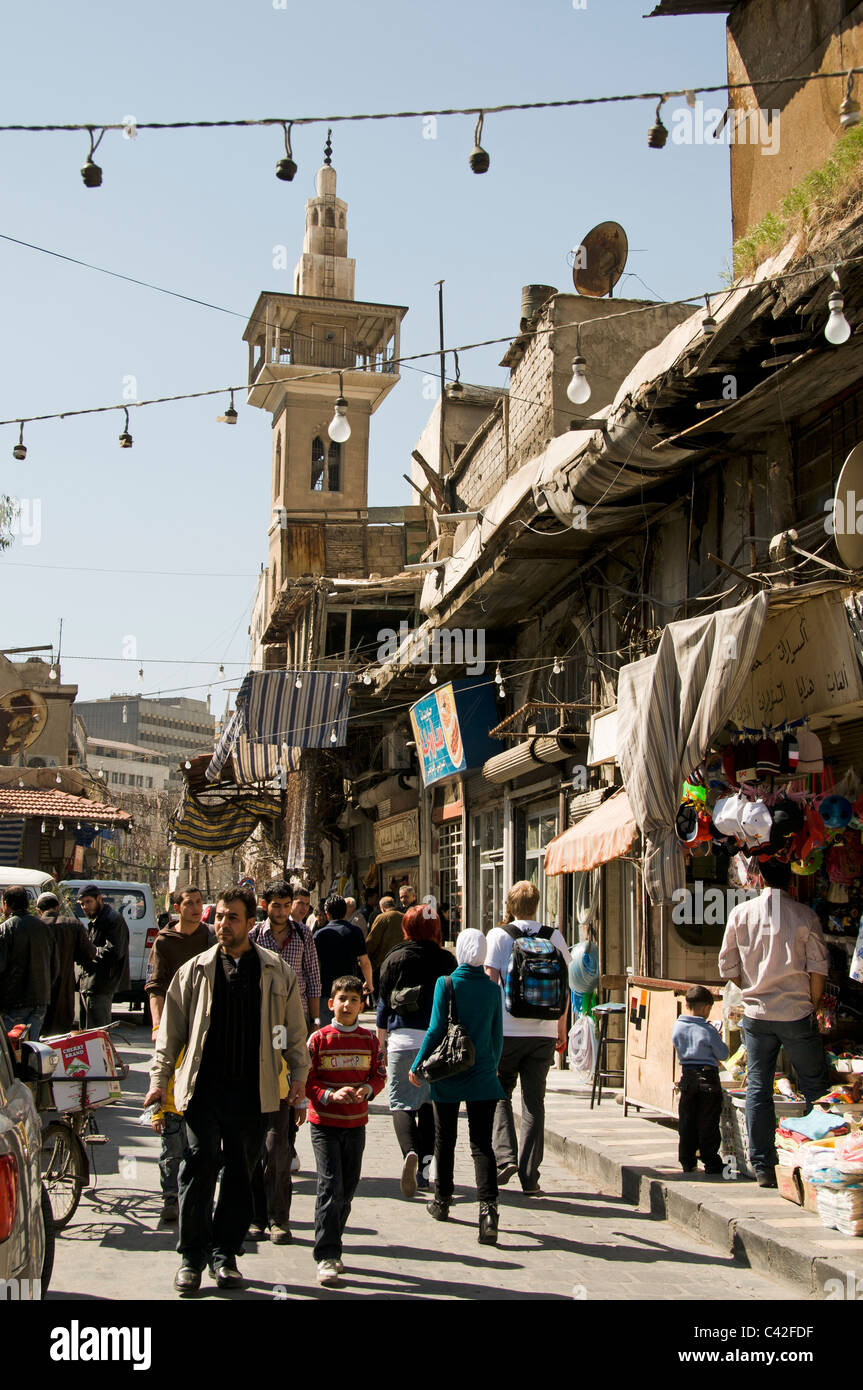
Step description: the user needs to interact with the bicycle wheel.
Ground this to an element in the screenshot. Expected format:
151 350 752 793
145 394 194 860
41 1122 87 1230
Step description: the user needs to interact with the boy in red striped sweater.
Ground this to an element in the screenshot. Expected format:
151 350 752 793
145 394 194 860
306 974 386 1285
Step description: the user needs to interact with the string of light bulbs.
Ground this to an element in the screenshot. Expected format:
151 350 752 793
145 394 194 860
1 65 862 184
4 248 861 460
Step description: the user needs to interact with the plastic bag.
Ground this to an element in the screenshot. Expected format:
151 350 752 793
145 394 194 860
721 980 744 1026
568 1014 598 1084
850 922 863 985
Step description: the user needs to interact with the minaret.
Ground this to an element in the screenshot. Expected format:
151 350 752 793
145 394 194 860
294 131 356 300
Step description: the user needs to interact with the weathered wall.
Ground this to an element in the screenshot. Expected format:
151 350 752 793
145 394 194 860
727 0 863 238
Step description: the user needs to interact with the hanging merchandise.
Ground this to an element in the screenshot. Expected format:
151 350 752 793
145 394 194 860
567 1013 598 1084
851 921 863 984
569 939 601 995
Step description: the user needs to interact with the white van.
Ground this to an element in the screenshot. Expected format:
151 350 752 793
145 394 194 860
0 867 59 905
58 880 157 1009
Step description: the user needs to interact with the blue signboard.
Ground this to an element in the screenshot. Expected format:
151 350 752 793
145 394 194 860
410 679 500 787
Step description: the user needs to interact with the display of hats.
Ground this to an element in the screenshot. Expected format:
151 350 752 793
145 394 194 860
770 797 805 839
755 737 781 777
779 731 800 776
705 755 727 790
796 728 824 776
819 795 853 831
740 799 773 848
682 780 708 804
722 744 740 788
734 739 759 783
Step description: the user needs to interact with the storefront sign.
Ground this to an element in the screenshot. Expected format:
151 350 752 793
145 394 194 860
410 679 501 788
374 808 420 863
730 593 863 729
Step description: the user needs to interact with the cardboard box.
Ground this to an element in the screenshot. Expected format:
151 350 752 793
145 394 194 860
48 1030 122 1112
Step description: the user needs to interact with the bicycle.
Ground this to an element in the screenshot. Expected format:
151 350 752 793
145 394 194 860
32 1024 128 1230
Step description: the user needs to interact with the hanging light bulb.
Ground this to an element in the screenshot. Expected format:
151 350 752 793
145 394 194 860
138 667 144 687
55 771 62 785
429 667 438 686
329 727 338 744
184 760 192 770
119 406 133 448
552 657 562 675
362 670 372 685
495 664 503 685
41 820 47 834
328 373 351 443
48 663 58 681
840 71 861 130
17 776 24 788
97 765 105 778
701 294 718 338
295 674 302 690
76 820 82 830
469 111 490 173
58 820 65 831
648 97 668 149
825 269 852 345
275 121 297 181
12 422 26 461
81 127 105 187
217 390 238 424
497 676 506 699
566 351 591 406
218 663 225 678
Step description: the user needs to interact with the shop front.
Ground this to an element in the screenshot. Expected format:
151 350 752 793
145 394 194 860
612 586 863 1173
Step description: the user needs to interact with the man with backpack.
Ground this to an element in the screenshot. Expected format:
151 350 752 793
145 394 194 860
484 881 570 1195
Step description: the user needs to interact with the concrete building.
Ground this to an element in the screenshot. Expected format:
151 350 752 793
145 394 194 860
74 695 215 787
86 736 170 795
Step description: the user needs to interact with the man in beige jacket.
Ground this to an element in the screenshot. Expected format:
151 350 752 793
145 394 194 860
146 885 309 1295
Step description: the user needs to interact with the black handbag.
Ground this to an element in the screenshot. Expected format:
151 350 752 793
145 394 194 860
416 977 475 1082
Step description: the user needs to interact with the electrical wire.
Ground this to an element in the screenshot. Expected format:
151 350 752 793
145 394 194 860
0 68 860 134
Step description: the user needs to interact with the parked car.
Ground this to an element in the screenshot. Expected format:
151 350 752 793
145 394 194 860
0 867 59 907
58 880 157 1010
0 1026 54 1298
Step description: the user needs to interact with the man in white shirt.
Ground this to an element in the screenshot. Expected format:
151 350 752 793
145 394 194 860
719 857 830 1187
485 880 569 1195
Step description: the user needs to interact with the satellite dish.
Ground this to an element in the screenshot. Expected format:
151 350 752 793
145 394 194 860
0 688 48 755
572 221 628 298
833 443 863 569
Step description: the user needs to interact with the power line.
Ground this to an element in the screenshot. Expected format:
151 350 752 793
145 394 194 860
0 69 860 135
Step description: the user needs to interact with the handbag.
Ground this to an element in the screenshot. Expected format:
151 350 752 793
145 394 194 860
390 983 423 1014
416 977 475 1082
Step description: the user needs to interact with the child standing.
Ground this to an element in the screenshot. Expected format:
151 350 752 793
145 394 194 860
305 974 386 1285
671 985 729 1175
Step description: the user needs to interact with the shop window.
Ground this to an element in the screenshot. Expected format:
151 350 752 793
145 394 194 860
311 435 325 491
438 818 463 935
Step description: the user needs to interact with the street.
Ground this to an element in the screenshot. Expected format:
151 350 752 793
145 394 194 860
46 1015 807 1303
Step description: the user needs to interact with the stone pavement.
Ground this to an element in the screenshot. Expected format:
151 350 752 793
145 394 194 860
518 1066 863 1299
46 1015 805 1302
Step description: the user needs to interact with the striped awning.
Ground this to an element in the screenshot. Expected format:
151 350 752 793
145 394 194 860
0 818 24 862
167 790 281 852
206 671 350 785
616 592 769 906
545 790 637 876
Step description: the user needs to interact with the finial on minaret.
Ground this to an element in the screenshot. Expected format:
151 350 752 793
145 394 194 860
324 129 333 166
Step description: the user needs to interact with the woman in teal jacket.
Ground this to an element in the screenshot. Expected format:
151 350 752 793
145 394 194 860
410 928 504 1244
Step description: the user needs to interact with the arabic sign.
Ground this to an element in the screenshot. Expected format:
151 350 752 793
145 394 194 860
410 683 466 785
730 593 863 729
374 809 420 863
410 679 501 787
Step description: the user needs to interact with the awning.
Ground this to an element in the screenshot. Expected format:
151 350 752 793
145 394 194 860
206 670 350 784
544 789 637 876
167 789 281 853
482 733 583 784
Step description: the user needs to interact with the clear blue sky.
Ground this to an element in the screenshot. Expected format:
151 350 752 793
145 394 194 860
0 0 729 710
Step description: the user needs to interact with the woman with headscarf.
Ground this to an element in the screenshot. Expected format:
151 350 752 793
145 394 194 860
410 928 505 1245
376 904 456 1199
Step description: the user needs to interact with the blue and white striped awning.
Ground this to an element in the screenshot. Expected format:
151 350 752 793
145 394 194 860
0 818 25 861
206 671 351 785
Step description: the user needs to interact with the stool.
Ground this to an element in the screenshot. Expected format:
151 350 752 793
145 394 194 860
590 1003 626 1109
